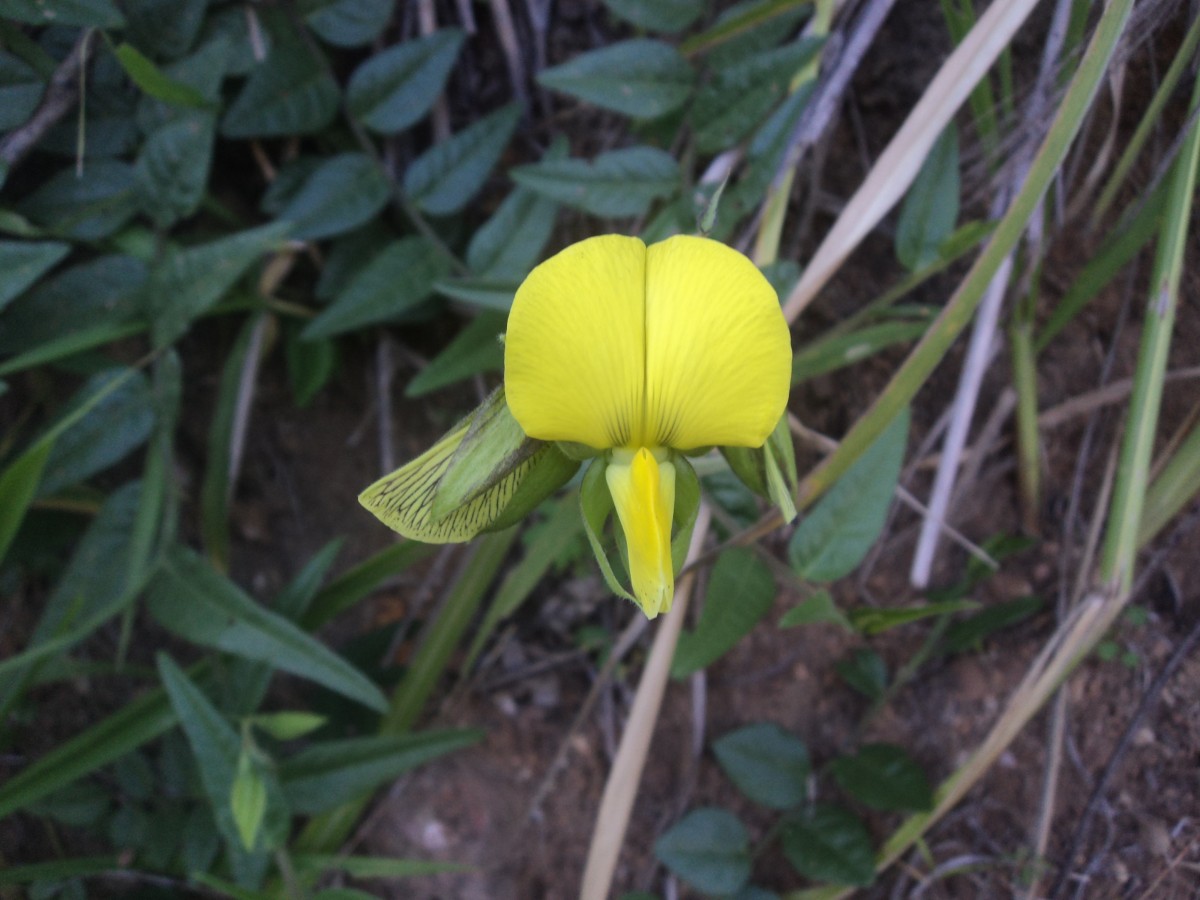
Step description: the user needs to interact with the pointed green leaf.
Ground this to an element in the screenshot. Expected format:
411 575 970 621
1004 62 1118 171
251 712 327 741
835 648 887 700
788 407 909 582
0 240 69 312
149 547 389 711
511 147 679 217
231 750 268 850
221 38 338 138
672 547 775 678
778 589 852 631
896 124 960 271
303 0 393 47
693 38 823 152
278 153 390 240
654 808 751 896
1 0 124 27
579 457 636 602
831 743 933 812
713 723 810 809
465 186 559 279
18 161 138 240
781 804 875 886
347 29 464 132
144 222 290 347
848 599 978 636
603 0 704 33
0 51 44 132
538 40 693 118
0 440 50 567
303 236 448 339
135 113 216 227
405 103 521 215
405 312 505 397
279 730 482 813
113 43 209 107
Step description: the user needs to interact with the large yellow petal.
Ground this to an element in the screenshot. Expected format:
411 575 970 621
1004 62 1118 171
643 236 791 450
504 235 646 450
606 448 676 618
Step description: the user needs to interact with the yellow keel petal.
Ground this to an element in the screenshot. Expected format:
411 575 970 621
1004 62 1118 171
606 448 676 618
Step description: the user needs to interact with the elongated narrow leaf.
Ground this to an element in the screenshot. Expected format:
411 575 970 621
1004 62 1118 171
279 153 390 240
0 255 146 355
693 38 822 152
0 240 69 312
347 29 464 132
144 223 290 347
38 368 155 498
1 0 124 27
672 547 775 677
279 729 481 813
792 317 931 382
293 855 466 879
303 541 434 629
221 37 338 138
148 547 388 711
404 103 521 215
789 408 909 581
895 125 961 270
538 40 693 118
511 147 679 217
604 0 704 33
113 43 209 107
406 312 505 397
303 236 449 339
0 441 51 567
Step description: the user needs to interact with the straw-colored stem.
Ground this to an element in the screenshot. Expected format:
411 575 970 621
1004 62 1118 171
580 504 712 900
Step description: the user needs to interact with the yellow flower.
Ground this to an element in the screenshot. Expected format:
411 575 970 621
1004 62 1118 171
504 234 791 618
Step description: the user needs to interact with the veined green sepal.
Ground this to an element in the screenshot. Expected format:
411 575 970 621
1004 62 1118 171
579 457 636 603
720 414 798 523
358 389 578 543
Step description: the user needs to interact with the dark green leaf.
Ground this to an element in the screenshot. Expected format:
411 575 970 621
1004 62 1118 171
0 858 123 885
672 547 775 678
135 36 231 132
221 38 338 138
303 236 449 339
404 103 521 215
279 730 482 813
347 29 464 132
0 240 69 312
405 312 505 397
778 589 852 631
433 277 517 312
279 152 390 240
941 595 1044 654
286 327 337 407
0 51 44 130
134 113 216 227
831 743 933 812
781 804 875 886
303 541 434 629
690 0 812 67
512 147 679 217
895 125 960 271
654 807 751 896
113 43 209 107
0 255 145 355
538 40 693 118
148 547 389 712
143 222 290 347
19 161 138 240
792 317 933 382
604 0 704 33
835 648 887 700
314 222 393 300
693 38 822 152
0 0 123 27
0 441 50 569
122 0 207 59
197 6 270 78
848 599 978 636
465 183 559 279
304 0 393 47
712 723 810 809
788 408 909 581
293 855 467 879
38 369 155 498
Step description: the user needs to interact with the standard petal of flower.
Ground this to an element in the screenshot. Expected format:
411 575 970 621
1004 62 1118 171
643 235 791 450
505 234 647 449
606 448 676 618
